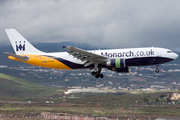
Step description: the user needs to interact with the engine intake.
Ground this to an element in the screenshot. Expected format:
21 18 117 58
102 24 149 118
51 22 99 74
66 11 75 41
106 59 125 68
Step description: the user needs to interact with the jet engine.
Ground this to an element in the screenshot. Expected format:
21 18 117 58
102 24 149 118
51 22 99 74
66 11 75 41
106 58 126 68
106 59 129 73
110 67 129 73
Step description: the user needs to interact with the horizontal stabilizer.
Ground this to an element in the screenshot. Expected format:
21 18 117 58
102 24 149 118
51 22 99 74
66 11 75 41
4 52 29 61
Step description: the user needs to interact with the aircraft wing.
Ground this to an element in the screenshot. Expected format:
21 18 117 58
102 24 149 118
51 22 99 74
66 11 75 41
63 46 108 67
4 52 29 61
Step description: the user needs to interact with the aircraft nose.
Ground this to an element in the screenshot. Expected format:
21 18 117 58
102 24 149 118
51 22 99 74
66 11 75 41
173 53 178 59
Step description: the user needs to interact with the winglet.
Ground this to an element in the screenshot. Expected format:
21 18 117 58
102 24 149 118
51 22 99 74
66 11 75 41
62 46 67 49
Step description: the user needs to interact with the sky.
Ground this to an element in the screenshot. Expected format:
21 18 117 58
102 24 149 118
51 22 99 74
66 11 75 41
1 0 180 51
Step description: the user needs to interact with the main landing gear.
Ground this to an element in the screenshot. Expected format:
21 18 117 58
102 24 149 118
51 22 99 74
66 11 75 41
155 64 159 73
91 68 104 78
91 63 104 78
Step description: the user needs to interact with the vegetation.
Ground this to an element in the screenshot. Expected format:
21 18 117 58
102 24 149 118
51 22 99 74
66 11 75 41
0 91 180 117
0 73 63 98
0 72 179 117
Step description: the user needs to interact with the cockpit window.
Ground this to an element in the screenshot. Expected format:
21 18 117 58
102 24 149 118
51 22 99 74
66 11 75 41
167 51 172 53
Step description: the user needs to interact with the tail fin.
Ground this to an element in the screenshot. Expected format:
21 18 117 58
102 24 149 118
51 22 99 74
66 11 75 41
5 29 44 55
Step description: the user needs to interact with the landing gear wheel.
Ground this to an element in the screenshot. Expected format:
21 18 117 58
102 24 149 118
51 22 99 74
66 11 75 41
95 74 100 78
91 71 96 76
155 64 160 73
99 74 104 78
155 69 159 73
92 67 103 78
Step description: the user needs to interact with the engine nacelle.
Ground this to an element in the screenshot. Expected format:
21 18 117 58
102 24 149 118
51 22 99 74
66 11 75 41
108 67 129 73
116 67 129 73
106 59 126 68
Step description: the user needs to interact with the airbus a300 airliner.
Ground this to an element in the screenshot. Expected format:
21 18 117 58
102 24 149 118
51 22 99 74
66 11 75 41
4 29 178 78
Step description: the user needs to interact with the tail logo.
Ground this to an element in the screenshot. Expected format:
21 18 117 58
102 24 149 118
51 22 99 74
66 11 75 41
16 41 25 51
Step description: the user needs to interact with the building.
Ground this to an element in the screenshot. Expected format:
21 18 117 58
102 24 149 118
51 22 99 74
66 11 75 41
171 93 180 101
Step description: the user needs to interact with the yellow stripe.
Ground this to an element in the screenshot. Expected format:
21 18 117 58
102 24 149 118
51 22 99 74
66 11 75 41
8 54 72 70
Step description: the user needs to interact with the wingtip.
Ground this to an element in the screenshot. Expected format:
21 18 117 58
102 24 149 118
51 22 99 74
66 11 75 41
62 46 67 49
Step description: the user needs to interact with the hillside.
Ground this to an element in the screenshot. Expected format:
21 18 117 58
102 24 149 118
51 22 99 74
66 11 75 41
0 73 63 98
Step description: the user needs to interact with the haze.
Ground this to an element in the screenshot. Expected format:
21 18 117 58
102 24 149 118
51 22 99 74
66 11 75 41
1 0 180 51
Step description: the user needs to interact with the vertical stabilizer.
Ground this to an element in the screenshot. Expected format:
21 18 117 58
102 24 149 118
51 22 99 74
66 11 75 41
5 29 44 55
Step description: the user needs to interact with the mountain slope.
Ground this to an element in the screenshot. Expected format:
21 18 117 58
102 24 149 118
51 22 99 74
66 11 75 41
0 73 62 98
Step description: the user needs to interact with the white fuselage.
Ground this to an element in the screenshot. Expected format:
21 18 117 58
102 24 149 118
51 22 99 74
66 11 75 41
44 47 178 67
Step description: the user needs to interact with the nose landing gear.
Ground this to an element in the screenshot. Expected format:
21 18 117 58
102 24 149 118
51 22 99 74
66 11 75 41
155 64 159 73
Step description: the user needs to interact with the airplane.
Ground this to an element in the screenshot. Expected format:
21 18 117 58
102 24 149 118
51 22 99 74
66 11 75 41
4 29 178 78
